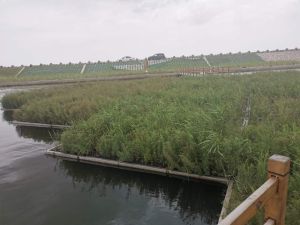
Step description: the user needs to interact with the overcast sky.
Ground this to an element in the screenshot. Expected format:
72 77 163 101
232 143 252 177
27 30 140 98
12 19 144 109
1 0 300 66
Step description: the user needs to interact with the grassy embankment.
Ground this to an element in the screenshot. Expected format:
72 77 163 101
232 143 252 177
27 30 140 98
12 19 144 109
1 55 299 84
2 72 300 224
0 70 150 84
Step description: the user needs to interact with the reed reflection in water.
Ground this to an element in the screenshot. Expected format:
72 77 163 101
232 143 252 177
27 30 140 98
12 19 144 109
56 159 226 225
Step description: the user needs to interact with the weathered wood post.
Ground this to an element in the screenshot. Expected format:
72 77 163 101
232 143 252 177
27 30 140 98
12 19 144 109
219 154 290 225
264 155 290 225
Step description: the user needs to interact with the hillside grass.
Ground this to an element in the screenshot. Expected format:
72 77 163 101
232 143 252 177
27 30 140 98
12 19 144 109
148 58 208 72
1 54 299 84
2 72 300 224
0 70 150 84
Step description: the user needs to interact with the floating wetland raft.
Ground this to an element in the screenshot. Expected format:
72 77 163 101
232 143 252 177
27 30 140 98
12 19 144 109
2 71 300 224
46 145 229 185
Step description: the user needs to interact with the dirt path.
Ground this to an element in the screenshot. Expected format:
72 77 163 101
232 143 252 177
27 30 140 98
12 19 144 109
0 72 179 88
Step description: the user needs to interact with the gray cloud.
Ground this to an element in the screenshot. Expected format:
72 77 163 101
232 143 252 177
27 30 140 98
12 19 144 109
1 0 300 66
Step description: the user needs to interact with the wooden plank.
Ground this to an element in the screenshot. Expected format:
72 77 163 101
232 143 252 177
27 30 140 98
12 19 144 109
218 181 234 223
265 155 290 225
12 121 70 129
46 146 229 185
218 177 278 225
267 155 290 176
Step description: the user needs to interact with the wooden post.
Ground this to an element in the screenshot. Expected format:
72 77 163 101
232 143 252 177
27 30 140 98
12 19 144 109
264 155 290 225
218 177 278 225
219 154 290 225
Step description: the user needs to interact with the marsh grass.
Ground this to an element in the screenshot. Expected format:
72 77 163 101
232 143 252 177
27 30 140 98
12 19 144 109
2 71 300 223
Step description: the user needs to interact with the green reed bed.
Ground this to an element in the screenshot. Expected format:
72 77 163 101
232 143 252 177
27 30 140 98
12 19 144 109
1 78 171 123
2 72 300 224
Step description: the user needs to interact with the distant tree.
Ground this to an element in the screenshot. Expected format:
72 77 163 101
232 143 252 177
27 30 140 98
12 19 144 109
98 60 101 63
229 52 232 55
29 64 32 67
285 48 289 51
295 47 299 50
247 51 251 53
266 50 269 52
256 50 260 53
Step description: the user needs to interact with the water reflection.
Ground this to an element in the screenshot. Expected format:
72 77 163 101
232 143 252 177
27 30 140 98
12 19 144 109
1 103 60 144
57 160 226 225
15 126 61 143
2 110 13 121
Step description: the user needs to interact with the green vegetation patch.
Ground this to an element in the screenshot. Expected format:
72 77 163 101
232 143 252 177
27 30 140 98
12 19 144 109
2 72 300 224
148 58 208 72
206 53 265 67
1 78 171 124
0 67 21 77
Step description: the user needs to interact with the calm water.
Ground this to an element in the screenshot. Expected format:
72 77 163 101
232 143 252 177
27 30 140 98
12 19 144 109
0 88 226 225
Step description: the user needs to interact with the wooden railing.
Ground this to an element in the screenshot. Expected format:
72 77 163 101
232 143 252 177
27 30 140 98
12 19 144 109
219 155 290 225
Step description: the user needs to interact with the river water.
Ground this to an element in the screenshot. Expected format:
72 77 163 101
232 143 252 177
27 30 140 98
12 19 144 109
0 88 226 225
